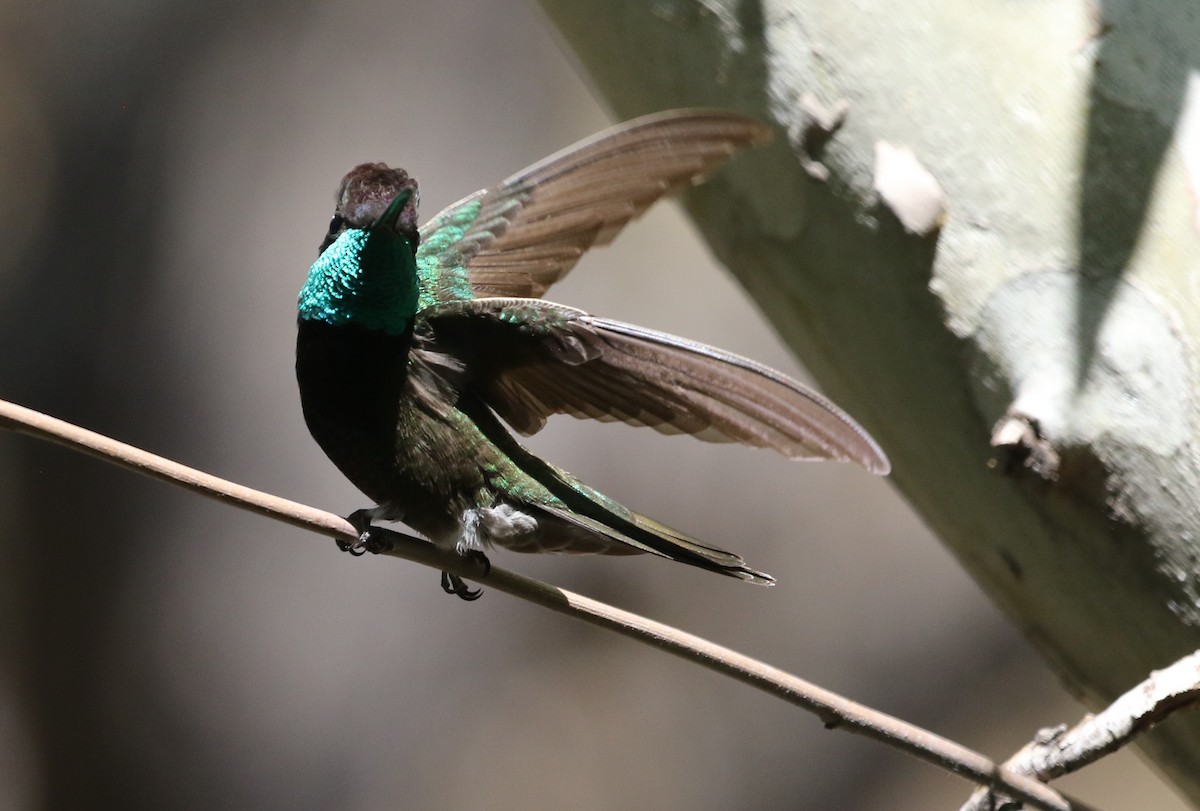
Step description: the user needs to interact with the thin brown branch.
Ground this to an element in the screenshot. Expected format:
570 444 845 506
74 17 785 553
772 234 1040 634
0 396 1091 811
961 650 1200 811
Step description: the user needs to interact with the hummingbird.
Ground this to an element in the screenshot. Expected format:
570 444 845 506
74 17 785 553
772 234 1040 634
296 109 889 599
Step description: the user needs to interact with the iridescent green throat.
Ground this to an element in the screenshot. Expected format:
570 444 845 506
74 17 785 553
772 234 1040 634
298 228 419 335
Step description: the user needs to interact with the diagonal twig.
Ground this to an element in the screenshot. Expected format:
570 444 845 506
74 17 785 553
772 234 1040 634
960 650 1200 811
0 396 1095 811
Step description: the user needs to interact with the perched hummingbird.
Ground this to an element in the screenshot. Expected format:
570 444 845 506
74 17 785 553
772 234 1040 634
296 109 889 598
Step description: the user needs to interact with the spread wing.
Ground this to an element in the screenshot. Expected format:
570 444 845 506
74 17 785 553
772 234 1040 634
420 298 890 474
415 109 772 309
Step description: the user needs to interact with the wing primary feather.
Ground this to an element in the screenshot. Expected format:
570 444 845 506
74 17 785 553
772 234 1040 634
421 298 889 475
586 317 891 474
417 109 774 301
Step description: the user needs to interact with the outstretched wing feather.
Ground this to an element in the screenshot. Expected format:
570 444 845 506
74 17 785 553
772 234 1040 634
421 298 889 474
416 110 772 304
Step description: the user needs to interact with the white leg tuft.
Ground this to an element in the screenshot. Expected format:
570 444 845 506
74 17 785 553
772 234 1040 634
457 504 538 554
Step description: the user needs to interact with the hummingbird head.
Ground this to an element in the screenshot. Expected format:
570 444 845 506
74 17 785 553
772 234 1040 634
320 163 420 254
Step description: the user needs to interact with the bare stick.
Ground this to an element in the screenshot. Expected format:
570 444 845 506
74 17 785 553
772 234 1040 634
0 397 1090 811
960 650 1200 811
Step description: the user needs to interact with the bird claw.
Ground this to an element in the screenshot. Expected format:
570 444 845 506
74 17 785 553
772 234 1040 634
341 508 490 601
337 536 370 556
441 571 483 601
440 550 491 601
338 509 389 556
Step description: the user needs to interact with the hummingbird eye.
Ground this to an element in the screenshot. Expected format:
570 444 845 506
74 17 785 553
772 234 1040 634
319 214 346 255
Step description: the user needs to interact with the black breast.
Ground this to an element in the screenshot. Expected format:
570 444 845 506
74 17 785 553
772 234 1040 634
295 318 412 503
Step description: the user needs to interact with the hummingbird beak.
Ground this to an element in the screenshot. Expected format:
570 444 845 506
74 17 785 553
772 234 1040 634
371 188 414 231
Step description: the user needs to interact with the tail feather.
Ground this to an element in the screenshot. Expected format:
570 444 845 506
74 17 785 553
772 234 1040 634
462 393 774 584
537 498 775 585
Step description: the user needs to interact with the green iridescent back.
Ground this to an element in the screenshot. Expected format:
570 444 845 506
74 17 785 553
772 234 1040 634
415 191 530 310
414 197 484 310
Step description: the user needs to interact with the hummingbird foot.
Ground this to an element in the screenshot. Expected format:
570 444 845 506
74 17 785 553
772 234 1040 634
339 508 389 556
337 537 369 556
440 550 491 601
440 571 483 601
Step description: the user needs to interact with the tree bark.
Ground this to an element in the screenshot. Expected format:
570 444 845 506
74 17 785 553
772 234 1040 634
537 0 1200 801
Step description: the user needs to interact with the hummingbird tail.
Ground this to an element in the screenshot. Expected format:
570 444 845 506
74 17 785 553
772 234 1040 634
538 502 775 586
457 391 775 584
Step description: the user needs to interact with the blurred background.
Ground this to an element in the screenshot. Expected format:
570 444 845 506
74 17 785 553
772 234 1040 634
0 1 1188 808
